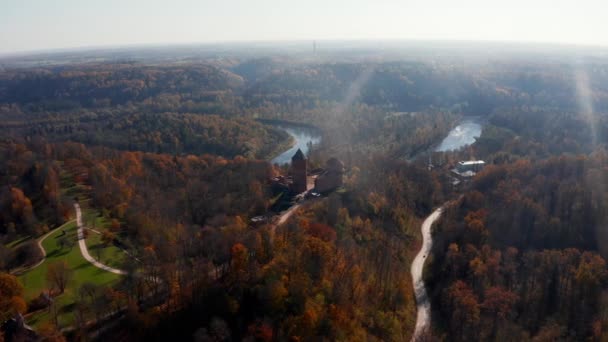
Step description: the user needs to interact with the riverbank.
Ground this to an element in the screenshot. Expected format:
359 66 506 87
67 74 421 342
256 118 322 132
262 132 296 161
434 117 484 152
260 120 322 165
408 116 485 162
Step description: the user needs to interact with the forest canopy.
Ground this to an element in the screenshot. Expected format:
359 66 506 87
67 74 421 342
2 49 608 341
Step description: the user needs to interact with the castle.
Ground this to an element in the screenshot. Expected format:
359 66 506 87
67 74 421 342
284 148 344 195
290 148 308 193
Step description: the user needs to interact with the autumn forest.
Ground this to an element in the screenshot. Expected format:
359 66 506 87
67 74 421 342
2 44 608 341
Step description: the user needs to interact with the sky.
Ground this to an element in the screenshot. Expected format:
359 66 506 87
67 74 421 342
1 0 607 54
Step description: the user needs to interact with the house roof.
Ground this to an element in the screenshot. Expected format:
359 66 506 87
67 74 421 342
292 148 305 161
458 160 485 166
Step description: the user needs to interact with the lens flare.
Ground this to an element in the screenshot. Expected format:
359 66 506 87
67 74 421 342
334 66 375 117
574 59 598 147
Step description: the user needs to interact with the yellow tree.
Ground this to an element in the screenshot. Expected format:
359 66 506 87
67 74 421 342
0 273 26 321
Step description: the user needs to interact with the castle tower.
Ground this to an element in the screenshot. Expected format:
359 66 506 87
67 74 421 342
290 148 307 193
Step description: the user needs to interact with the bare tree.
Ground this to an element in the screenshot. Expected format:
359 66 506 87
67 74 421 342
46 260 72 294
57 235 74 251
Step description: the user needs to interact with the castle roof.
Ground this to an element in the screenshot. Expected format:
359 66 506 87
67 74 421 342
292 148 305 161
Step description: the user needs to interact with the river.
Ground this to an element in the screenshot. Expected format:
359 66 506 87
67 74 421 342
269 124 321 165
435 119 482 152
410 119 482 340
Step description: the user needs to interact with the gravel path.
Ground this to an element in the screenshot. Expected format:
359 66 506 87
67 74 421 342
410 207 442 341
75 203 127 275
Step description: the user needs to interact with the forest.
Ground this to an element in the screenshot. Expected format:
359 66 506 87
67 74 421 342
427 154 608 340
2 49 608 341
424 88 608 339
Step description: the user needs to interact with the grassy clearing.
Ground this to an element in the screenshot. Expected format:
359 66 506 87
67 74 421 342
14 166 124 328
85 232 127 270
18 220 120 328
59 167 91 203
82 209 127 270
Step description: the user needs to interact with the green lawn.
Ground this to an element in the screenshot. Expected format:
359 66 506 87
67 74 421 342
82 209 109 232
81 209 127 270
86 234 126 270
18 220 121 328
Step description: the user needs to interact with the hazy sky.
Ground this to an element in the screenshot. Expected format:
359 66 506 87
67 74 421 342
1 0 607 54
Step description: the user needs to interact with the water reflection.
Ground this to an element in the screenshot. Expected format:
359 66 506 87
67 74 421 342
270 124 321 165
435 120 482 152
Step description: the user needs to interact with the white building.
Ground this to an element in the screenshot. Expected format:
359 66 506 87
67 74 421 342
452 160 486 179
456 160 485 174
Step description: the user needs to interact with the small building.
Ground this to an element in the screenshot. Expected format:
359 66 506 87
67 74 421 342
1 314 37 342
314 158 344 193
250 215 268 228
456 160 485 173
452 160 485 179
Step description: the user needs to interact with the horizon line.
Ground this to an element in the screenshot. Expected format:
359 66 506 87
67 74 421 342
2 37 608 58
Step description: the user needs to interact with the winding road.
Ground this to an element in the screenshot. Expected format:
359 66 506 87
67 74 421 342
11 222 74 275
273 203 300 234
75 203 127 275
72 199 302 279
410 207 442 341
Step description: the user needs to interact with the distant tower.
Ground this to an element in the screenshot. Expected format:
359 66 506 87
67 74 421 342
290 149 307 193
313 40 317 54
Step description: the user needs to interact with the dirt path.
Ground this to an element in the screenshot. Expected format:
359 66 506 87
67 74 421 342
75 203 127 275
410 207 443 341
11 220 76 275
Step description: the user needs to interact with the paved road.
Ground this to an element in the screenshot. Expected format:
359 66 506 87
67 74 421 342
410 207 442 341
270 196 320 237
29 227 60 270
75 203 127 275
277 203 300 225
11 222 74 275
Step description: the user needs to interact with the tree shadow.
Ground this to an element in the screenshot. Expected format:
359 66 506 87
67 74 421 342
90 243 104 250
59 302 76 314
73 262 91 270
46 249 70 258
